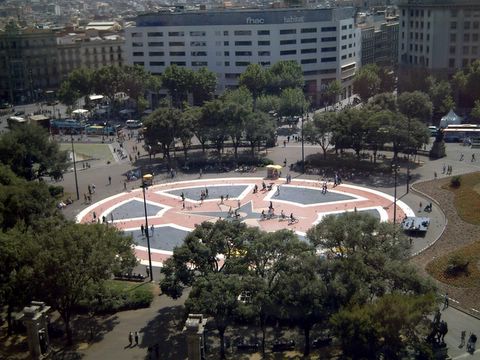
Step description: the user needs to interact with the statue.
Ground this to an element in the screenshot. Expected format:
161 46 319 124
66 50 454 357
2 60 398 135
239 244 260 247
430 129 446 159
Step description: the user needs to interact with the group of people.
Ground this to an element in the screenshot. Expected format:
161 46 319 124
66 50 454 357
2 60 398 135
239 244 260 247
140 224 155 237
442 164 453 175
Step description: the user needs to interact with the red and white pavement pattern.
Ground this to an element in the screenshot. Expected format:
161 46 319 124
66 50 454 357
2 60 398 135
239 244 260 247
76 177 414 267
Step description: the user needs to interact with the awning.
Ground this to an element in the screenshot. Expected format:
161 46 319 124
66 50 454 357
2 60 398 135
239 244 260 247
119 109 135 115
89 94 104 101
72 109 89 114
266 164 283 170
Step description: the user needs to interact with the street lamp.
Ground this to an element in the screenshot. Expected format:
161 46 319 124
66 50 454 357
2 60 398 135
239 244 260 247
392 162 400 226
301 115 305 173
141 174 154 282
70 134 80 201
406 117 411 194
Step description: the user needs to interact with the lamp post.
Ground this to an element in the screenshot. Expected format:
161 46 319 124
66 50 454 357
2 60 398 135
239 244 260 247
406 117 411 193
392 162 399 226
301 115 305 173
141 174 154 282
70 134 80 200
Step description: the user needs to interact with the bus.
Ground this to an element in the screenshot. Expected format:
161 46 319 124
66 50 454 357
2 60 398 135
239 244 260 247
85 125 116 136
442 124 480 143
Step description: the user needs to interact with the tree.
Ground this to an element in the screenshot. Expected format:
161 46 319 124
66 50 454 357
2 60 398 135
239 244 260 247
223 87 253 160
201 99 229 156
453 59 480 108
368 92 398 112
331 293 436 360
265 61 304 95
239 64 267 108
427 77 454 116
191 67 217 106
161 65 193 108
377 66 396 93
0 123 68 181
324 80 342 108
353 65 381 102
304 112 335 159
244 111 276 156
337 108 369 159
93 66 126 107
179 106 199 163
58 68 94 106
186 273 241 359
143 106 182 164
398 91 433 124
472 99 480 120
255 94 280 114
122 65 161 109
365 111 390 163
34 221 137 344
278 88 309 125
160 220 249 299
57 81 80 108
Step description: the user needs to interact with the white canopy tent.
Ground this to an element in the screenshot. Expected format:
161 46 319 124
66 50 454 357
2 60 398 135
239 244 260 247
440 109 462 128
72 109 89 115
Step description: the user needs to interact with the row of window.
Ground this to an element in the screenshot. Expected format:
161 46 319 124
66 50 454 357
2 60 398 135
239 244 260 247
403 9 431 18
450 21 480 30
131 27 345 39
133 47 338 57
449 45 479 56
131 37 338 48
451 33 480 42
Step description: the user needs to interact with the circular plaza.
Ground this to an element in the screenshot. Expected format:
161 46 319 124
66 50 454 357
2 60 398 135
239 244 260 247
77 177 414 266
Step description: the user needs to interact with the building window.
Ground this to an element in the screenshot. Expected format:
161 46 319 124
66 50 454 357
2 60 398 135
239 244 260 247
132 42 143 47
450 46 456 54
191 51 207 56
235 61 250 66
131 32 142 38
341 35 347 40
169 42 184 46
465 21 471 30
190 31 206 36
150 61 164 66
463 46 469 55
473 34 479 42
147 32 163 37
225 61 230 66
449 58 455 68
235 41 252 46
168 31 184 36
280 29 296 34
224 51 230 56
280 39 296 45
234 30 252 36
170 52 186 56
322 47 336 52
322 37 336 42
280 50 297 55
301 38 317 44
474 21 479 30
192 61 208 66
258 40 270 46
224 41 229 46
191 41 206 47
258 30 270 35
321 26 336 32
301 48 316 54
223 31 229 36
321 57 336 62
149 51 164 56
258 51 270 56
133 52 143 56
170 61 186 66
301 58 317 64
341 45 347 49
472 46 478 55
235 51 252 56
464 34 470 42
148 42 164 47
451 22 457 30
302 28 317 33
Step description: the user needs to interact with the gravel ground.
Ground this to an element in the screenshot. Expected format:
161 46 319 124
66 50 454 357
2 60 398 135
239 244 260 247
412 177 480 316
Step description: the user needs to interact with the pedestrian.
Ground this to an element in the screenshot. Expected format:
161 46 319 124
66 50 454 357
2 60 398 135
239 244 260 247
84 193 87 202
237 199 241 208
472 153 476 162
434 171 437 179
444 292 449 309
205 187 209 198
419 202 422 212
460 153 464 161
92 184 96 193
220 195 224 204
199 168 203 178
151 225 154 236
146 265 150 278
442 164 446 174
276 185 280 196
181 192 185 201
92 211 96 220
88 184 92 195
128 331 133 346
102 216 106 224
110 213 114 223
283 140 287 147
124 181 127 191
108 175 111 185
141 224 144 236
283 158 287 167
134 331 139 345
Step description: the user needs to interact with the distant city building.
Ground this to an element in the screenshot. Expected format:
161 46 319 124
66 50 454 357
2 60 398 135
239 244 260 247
125 7 361 105
360 19 398 67
398 0 480 89
0 22 59 103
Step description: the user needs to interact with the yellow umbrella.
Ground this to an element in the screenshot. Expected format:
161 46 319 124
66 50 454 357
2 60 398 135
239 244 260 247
266 164 283 170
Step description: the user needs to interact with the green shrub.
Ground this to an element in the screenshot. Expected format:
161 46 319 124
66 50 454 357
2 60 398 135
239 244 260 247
48 185 64 198
445 253 470 276
450 176 461 188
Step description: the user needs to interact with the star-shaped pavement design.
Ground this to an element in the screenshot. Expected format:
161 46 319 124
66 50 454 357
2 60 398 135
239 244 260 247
188 201 268 222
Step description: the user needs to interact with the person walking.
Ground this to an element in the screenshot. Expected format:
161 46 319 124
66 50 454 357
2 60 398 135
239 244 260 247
444 292 449 309
128 331 133 347
141 224 144 236
151 225 154 236
134 331 139 345
472 153 476 162
108 175 111 185
124 181 127 191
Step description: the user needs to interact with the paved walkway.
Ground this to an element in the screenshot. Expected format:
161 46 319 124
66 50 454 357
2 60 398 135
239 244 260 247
55 131 480 359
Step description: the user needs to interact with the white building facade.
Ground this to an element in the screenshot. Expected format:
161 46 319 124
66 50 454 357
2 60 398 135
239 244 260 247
125 7 360 105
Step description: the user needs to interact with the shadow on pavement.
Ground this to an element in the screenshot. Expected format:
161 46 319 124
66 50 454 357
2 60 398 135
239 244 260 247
140 305 187 360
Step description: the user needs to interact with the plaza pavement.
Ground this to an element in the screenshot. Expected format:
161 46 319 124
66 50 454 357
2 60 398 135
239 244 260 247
51 129 480 359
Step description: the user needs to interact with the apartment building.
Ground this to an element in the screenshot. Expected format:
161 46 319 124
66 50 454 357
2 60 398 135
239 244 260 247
360 20 398 67
398 0 480 88
125 7 361 104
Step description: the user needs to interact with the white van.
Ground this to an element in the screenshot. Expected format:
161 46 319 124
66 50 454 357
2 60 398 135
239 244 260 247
125 120 142 129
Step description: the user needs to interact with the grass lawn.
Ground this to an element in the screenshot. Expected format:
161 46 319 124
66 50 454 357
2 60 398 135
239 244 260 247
442 172 480 225
426 241 480 288
59 143 114 163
